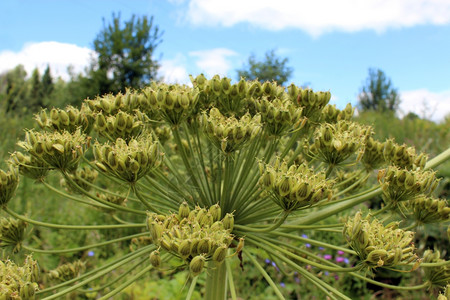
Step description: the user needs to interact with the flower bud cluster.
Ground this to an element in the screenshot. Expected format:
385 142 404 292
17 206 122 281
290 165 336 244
94 111 144 141
86 90 149 116
259 160 332 211
0 256 39 300
35 105 94 134
321 103 355 123
191 75 250 115
303 121 371 166
0 165 19 206
378 166 438 205
362 137 387 170
18 129 89 172
287 85 331 122
422 250 450 289
147 202 237 276
94 134 162 183
199 108 261 153
247 80 285 100
62 166 98 193
95 193 127 214
48 260 86 282
407 196 450 224
343 212 417 269
249 97 304 136
143 84 199 125
384 140 427 170
10 152 49 181
0 217 27 253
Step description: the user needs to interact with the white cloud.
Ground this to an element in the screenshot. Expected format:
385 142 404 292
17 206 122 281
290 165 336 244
399 89 450 122
189 48 238 77
0 41 94 80
159 54 191 84
181 0 450 36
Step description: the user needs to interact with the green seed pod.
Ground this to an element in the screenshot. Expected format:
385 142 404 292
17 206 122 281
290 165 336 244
197 238 211 254
189 255 205 277
222 213 234 231
178 240 192 258
212 245 228 264
209 204 221 222
178 201 190 219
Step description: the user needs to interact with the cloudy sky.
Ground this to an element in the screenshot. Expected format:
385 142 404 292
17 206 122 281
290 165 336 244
1 0 450 121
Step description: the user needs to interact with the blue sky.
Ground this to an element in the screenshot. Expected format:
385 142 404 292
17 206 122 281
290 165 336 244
1 0 450 121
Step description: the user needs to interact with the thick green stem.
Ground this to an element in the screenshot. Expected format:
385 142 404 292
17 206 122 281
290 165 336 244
204 260 228 300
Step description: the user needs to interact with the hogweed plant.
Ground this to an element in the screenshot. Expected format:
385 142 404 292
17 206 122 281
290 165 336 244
0 74 449 299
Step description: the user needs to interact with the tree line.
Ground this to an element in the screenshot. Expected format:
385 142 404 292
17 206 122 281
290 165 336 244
1 13 401 116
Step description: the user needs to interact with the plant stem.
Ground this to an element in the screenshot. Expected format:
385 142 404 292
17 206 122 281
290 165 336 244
186 276 198 300
350 272 429 291
22 232 147 254
225 257 237 300
3 207 146 230
243 248 285 300
40 245 154 299
97 263 154 300
204 260 228 300
235 211 289 233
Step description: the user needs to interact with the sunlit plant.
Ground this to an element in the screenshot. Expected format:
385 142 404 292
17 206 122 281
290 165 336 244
1 74 449 299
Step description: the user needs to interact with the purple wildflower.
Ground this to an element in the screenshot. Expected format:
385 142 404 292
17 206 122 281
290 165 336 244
337 250 345 255
88 251 95 257
265 259 271 264
280 282 286 288
323 254 332 260
301 234 308 239
305 243 311 248
336 257 345 263
318 247 325 251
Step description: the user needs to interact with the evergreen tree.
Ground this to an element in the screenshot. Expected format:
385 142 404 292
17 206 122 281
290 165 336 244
237 49 293 85
358 68 400 112
90 13 163 95
42 65 54 98
1 65 28 113
29 68 44 111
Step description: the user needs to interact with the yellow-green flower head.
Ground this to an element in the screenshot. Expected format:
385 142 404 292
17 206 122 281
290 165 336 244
321 103 355 123
94 133 162 183
362 137 388 170
259 160 333 211
407 196 450 224
251 97 304 137
0 256 39 299
287 85 331 122
422 250 450 289
378 166 438 205
383 139 428 170
94 110 144 142
0 217 27 253
143 84 199 125
200 108 261 153
62 166 98 194
18 129 89 172
343 212 418 270
146 203 237 274
48 260 86 282
35 104 94 134
304 121 371 166
10 151 50 181
86 90 148 116
0 165 19 207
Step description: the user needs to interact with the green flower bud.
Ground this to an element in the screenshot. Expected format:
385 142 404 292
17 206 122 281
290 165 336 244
189 255 205 277
212 245 227 264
